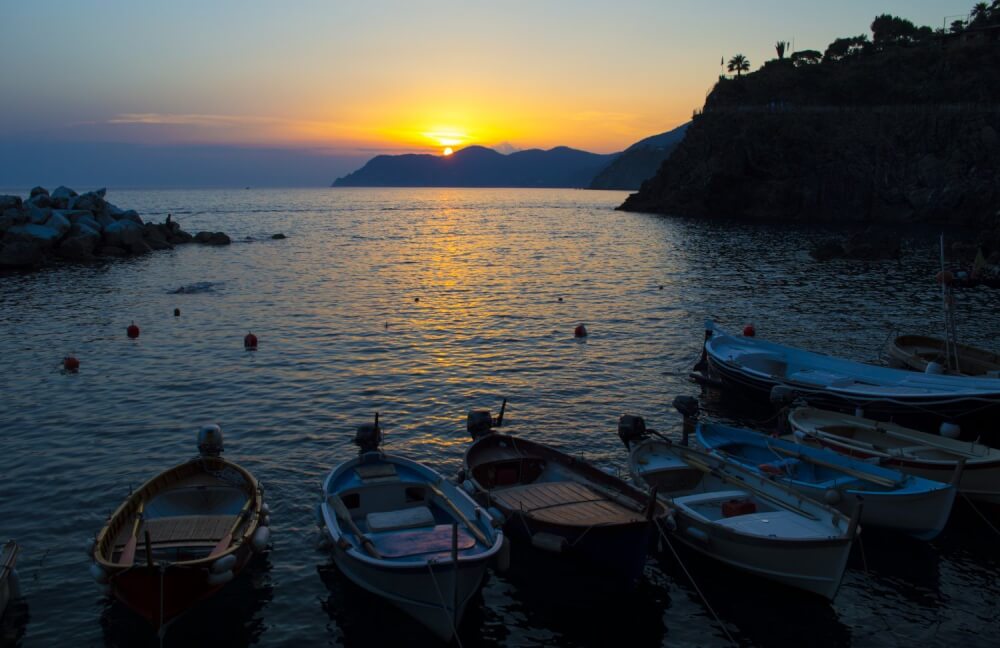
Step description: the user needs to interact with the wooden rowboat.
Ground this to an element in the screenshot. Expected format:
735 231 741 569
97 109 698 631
317 418 503 642
886 334 1000 377
620 415 858 600
91 426 269 633
788 407 1000 504
462 403 668 588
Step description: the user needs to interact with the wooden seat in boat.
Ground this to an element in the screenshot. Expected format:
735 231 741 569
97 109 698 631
367 524 476 559
115 515 237 549
355 463 399 483
491 481 644 526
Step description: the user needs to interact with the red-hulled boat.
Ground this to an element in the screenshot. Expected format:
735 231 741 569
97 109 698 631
90 426 270 633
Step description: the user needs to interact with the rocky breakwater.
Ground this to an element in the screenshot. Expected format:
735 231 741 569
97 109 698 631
0 186 231 269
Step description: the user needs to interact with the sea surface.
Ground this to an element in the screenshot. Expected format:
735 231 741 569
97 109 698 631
1 188 998 647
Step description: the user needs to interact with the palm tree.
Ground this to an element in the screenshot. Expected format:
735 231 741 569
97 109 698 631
775 41 788 59
971 2 990 24
727 54 751 77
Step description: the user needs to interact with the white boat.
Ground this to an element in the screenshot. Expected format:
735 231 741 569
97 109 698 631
1 541 21 618
318 419 503 642
788 407 1000 504
886 334 1000 377
695 321 1000 441
619 414 858 600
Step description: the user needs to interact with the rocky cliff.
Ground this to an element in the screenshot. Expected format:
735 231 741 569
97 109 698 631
588 123 688 190
619 40 1000 228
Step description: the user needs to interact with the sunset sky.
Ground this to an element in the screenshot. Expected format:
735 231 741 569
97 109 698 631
0 1 974 186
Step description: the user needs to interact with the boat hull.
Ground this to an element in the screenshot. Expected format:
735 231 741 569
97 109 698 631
108 543 255 628
330 542 489 642
670 511 850 600
887 335 1000 377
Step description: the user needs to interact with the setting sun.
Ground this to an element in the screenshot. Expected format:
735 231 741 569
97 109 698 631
442 147 454 156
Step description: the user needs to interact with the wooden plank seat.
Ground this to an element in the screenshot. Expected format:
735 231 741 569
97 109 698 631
367 524 476 559
115 515 238 549
491 481 644 526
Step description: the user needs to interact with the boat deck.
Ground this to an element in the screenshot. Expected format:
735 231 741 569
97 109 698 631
492 480 644 526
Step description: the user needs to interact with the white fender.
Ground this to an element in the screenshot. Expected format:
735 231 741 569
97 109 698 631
89 562 109 584
684 526 710 545
531 532 566 553
211 554 237 574
207 569 233 586
262 502 271 515
262 514 271 527
251 526 271 552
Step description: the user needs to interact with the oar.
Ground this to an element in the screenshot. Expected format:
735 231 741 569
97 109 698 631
679 452 820 521
119 501 145 566
209 497 254 557
766 443 900 489
327 494 382 559
877 426 985 459
428 482 491 547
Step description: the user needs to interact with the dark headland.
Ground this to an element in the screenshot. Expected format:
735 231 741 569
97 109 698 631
619 12 1000 230
588 123 689 190
332 145 617 188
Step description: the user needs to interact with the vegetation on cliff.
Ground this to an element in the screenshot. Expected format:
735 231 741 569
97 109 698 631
619 5 1000 229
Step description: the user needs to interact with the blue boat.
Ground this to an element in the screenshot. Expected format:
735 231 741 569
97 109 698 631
317 418 504 642
695 422 958 540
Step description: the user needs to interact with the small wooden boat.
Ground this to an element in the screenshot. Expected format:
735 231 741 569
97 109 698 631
318 417 503 642
695 321 1000 440
1 541 21 618
462 403 668 588
885 334 1000 377
696 421 957 540
91 426 269 632
619 413 858 600
788 407 1000 504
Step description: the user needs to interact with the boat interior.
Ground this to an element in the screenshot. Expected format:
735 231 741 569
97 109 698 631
813 425 968 460
634 448 841 539
102 461 255 565
469 442 648 527
330 460 491 562
712 441 889 491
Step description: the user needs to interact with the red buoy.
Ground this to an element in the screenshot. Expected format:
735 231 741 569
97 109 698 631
244 331 258 349
574 324 588 338
743 324 756 337
127 321 140 339
63 356 80 371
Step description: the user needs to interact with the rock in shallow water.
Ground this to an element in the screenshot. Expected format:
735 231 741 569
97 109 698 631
0 240 43 267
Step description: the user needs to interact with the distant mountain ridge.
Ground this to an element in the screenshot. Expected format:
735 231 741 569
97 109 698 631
331 145 618 188
588 123 689 190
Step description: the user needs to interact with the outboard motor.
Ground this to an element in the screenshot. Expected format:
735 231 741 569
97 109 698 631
467 410 494 440
672 396 700 446
198 424 224 457
617 414 648 450
354 415 383 453
769 384 802 406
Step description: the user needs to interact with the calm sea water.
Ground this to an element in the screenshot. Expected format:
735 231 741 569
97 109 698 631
1 188 998 647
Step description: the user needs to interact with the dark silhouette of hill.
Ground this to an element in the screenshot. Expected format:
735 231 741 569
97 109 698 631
620 7 1000 227
588 123 689 190
331 145 618 188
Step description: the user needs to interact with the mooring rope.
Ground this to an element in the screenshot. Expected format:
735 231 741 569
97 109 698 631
653 519 737 646
960 492 1000 538
426 561 464 648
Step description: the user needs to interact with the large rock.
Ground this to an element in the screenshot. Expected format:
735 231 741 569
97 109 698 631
102 220 144 249
28 206 51 225
5 224 62 248
70 192 106 213
0 195 22 211
142 223 173 250
44 210 72 236
29 186 49 198
51 186 78 199
0 240 43 268
1 208 28 229
61 210 101 227
95 211 116 229
169 230 194 244
195 231 231 245
26 193 52 208
118 209 143 225
128 239 153 255
56 229 99 261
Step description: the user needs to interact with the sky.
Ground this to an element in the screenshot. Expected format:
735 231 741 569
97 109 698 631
0 1 977 186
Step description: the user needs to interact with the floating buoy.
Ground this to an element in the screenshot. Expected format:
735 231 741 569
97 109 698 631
743 324 756 337
414 297 420 302
659 285 664 290
63 356 80 371
557 297 563 302
574 324 588 338
173 308 180 317
127 321 140 339
244 331 258 349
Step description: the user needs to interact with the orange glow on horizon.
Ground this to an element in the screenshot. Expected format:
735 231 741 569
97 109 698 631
442 147 453 156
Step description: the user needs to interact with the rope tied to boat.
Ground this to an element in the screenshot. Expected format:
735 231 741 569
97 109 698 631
425 560 464 648
960 492 1000 538
653 518 737 647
